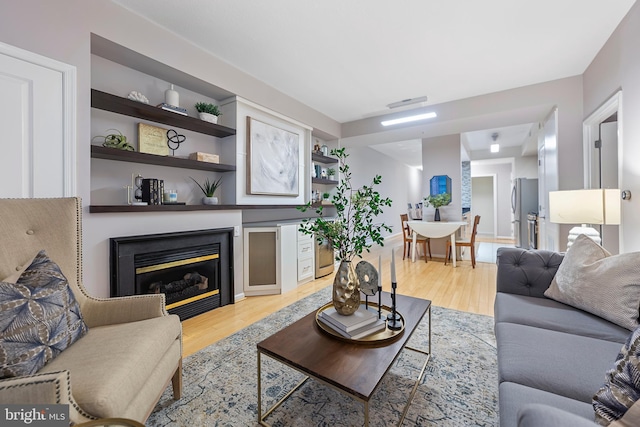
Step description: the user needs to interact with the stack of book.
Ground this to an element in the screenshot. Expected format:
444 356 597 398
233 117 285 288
318 305 386 339
142 178 163 205
157 103 188 116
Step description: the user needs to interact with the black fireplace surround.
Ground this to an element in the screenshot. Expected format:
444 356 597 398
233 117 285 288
110 228 234 320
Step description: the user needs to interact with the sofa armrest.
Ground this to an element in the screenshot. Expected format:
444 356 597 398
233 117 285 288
0 371 93 424
496 247 564 298
79 293 168 327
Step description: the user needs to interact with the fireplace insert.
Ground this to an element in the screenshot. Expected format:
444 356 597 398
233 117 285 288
110 228 233 320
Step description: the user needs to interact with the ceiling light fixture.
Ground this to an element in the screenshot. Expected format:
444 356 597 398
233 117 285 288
490 132 500 153
386 96 429 109
381 112 437 127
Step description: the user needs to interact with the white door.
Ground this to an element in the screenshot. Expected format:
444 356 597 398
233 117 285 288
0 42 76 197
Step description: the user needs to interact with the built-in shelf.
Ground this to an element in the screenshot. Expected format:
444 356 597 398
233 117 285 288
311 202 334 208
312 177 338 185
89 204 307 213
91 145 236 172
311 152 338 164
91 89 236 138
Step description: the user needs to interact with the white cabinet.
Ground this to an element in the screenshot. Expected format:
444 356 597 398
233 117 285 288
297 230 315 284
243 224 298 296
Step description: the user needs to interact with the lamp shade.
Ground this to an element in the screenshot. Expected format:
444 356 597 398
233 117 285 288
549 189 620 225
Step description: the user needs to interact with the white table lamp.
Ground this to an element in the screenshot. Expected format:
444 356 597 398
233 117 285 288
549 189 620 249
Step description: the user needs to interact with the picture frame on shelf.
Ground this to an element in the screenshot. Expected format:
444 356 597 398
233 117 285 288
246 116 300 196
138 123 169 156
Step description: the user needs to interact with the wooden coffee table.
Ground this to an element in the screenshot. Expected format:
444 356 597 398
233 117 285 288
257 293 431 426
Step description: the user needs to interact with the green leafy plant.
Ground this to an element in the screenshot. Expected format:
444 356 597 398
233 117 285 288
424 193 451 209
298 148 392 262
194 102 221 116
92 129 134 151
190 176 222 197
327 168 336 177
322 192 330 200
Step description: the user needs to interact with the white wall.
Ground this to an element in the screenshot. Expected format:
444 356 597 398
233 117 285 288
514 156 538 179
343 146 419 243
583 1 640 253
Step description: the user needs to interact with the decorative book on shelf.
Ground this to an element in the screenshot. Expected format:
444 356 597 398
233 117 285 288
157 103 188 116
319 305 378 332
318 316 386 339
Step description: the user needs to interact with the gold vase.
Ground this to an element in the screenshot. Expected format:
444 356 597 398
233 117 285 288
333 260 360 315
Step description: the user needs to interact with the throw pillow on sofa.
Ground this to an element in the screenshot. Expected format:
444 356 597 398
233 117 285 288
544 234 640 330
593 325 640 425
0 250 88 379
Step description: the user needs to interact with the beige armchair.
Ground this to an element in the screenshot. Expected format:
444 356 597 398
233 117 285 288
0 198 182 424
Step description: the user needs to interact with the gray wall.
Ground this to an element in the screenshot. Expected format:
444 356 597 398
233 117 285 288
0 0 342 298
583 0 640 253
422 134 462 255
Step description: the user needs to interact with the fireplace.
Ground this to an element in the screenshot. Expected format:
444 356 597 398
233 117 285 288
110 228 234 320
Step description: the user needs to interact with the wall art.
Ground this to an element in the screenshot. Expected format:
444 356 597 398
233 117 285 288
247 117 300 196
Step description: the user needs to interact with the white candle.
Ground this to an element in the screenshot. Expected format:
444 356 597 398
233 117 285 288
391 249 396 283
378 255 382 287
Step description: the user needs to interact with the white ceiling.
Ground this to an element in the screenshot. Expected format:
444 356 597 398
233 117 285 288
113 0 635 163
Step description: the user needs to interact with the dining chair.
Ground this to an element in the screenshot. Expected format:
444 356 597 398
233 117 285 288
445 215 480 268
400 214 431 262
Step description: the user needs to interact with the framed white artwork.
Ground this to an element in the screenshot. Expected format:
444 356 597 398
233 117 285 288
246 117 300 196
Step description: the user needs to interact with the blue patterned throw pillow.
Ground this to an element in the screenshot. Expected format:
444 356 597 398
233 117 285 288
0 250 88 379
593 326 640 425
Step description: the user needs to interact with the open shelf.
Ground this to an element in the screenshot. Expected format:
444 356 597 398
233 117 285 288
312 177 338 185
311 152 338 164
89 204 306 213
91 89 236 138
91 145 236 172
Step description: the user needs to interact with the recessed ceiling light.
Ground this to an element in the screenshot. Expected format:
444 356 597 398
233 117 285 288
381 112 437 127
490 143 500 153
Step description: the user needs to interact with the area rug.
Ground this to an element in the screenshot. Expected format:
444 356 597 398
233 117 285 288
148 286 498 426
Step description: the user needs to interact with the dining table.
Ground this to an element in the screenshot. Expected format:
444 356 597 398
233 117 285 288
406 220 467 267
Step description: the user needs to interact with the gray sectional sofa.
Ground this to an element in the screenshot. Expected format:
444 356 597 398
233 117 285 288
495 247 630 427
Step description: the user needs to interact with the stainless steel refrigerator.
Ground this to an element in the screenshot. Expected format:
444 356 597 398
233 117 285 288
511 178 538 248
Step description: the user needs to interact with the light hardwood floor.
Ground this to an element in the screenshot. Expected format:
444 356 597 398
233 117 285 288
181 238 498 357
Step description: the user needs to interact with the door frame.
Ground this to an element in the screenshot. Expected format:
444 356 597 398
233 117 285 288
0 41 77 196
582 91 623 252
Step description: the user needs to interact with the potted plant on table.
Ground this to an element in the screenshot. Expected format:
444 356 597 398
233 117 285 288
424 193 451 221
195 102 221 124
298 148 392 315
190 176 222 205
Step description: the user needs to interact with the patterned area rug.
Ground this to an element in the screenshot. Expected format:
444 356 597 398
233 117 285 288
148 287 498 426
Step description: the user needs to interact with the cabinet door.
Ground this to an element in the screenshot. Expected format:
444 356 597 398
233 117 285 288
243 227 280 295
